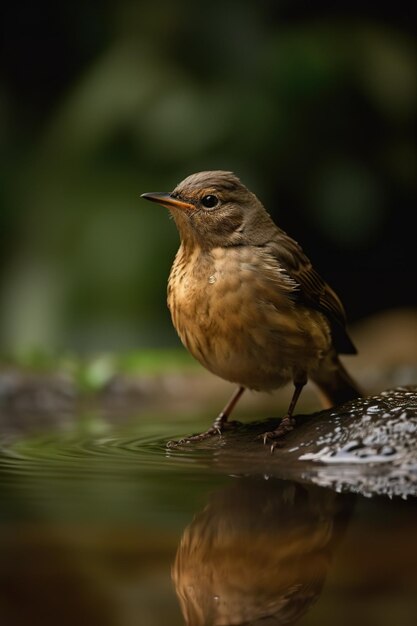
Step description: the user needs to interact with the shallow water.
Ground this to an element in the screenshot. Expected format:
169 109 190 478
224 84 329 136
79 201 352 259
0 395 417 626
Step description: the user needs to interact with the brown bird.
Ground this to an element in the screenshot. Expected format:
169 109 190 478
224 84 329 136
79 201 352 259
141 171 361 447
173 478 354 626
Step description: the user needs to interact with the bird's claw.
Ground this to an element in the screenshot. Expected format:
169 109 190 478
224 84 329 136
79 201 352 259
213 419 240 432
167 428 218 448
166 420 241 448
257 416 295 453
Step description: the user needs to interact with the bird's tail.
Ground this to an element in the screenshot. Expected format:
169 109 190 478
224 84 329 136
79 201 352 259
312 355 363 409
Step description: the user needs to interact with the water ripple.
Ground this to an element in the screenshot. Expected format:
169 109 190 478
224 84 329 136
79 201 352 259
0 429 212 480
0 386 416 500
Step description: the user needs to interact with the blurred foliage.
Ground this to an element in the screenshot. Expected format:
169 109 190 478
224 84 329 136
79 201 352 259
1 347 196 391
1 0 416 357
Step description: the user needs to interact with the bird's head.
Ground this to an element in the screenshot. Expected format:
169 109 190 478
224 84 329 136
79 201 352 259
141 170 274 249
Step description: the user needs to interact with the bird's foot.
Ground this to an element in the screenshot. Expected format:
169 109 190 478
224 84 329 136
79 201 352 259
257 416 295 453
166 419 240 449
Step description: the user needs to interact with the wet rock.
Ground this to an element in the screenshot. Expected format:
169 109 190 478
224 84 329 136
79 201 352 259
300 387 417 463
181 386 417 500
295 386 417 498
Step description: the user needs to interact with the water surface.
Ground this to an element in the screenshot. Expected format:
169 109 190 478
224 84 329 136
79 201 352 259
0 392 416 625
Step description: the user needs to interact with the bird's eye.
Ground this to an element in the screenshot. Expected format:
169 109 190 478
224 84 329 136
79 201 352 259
201 195 219 209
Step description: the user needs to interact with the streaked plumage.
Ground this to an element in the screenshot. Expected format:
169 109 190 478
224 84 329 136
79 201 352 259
141 171 361 446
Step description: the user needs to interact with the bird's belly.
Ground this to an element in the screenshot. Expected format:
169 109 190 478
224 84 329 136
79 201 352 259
169 257 330 391
191 320 295 391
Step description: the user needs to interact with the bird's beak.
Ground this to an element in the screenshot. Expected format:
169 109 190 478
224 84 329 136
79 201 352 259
140 192 195 212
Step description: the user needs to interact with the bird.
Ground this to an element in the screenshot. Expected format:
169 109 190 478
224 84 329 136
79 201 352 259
172 478 354 626
141 171 362 448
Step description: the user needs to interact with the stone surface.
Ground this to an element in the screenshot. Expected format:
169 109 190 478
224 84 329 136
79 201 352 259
181 386 417 499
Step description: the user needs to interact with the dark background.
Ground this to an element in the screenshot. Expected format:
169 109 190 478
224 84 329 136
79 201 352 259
1 0 416 356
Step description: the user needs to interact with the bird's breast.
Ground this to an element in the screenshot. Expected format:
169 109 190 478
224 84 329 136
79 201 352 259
168 246 330 390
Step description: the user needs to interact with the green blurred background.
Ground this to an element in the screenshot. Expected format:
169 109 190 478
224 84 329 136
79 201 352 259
1 0 416 359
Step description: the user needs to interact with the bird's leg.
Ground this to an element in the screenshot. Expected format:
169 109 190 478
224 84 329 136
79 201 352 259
212 385 245 431
259 375 307 452
167 386 245 448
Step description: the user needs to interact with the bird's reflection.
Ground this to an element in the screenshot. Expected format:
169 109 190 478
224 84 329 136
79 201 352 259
173 478 354 626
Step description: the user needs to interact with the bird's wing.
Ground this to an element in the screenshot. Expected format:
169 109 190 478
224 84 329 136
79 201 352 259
265 233 357 354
